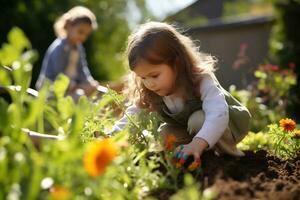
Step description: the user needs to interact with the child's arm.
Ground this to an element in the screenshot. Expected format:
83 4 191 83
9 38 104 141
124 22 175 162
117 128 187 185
177 74 229 159
107 105 140 135
194 73 229 148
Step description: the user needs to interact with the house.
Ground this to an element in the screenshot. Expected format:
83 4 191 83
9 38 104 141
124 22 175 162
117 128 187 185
166 0 275 89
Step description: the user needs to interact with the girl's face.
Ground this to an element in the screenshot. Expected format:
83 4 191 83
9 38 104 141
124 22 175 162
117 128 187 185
67 23 92 45
133 60 177 96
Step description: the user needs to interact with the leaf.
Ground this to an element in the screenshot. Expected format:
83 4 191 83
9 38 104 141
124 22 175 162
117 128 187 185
53 74 69 99
69 96 90 137
0 67 12 85
8 27 31 51
0 99 9 130
57 96 75 119
22 87 47 128
0 43 19 66
0 27 31 66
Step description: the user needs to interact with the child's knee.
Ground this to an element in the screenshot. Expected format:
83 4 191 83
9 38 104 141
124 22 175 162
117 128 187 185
187 110 205 135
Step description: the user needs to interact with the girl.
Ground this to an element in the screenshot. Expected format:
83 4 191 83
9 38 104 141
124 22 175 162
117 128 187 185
36 6 100 96
111 22 251 161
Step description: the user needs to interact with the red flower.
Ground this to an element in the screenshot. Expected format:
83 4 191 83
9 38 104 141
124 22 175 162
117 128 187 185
270 65 279 71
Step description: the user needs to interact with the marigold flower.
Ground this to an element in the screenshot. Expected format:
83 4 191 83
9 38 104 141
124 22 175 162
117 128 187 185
291 130 300 139
279 118 296 132
84 138 118 177
164 134 177 151
175 162 182 168
188 160 201 171
50 186 70 200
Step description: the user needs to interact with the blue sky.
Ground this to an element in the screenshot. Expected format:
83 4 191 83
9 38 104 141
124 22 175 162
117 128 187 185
127 0 196 28
146 0 196 19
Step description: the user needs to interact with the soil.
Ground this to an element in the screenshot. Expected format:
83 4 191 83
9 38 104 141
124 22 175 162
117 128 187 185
152 150 300 200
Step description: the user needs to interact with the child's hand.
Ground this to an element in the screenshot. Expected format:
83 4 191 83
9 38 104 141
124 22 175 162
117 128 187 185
175 137 208 164
81 81 99 96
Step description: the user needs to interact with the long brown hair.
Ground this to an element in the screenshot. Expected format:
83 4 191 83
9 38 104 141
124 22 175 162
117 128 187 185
125 21 217 111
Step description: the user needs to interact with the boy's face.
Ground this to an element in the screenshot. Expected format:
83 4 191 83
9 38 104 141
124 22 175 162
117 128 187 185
133 60 177 96
67 23 92 45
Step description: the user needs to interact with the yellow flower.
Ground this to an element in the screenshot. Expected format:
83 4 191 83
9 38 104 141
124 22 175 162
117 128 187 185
50 186 70 200
291 130 300 139
84 138 118 177
279 118 296 132
164 134 177 151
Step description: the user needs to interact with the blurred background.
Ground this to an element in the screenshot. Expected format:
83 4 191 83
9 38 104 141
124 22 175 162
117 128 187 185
0 0 299 115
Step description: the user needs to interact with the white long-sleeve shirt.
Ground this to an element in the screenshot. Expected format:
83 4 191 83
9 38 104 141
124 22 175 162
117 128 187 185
110 74 229 148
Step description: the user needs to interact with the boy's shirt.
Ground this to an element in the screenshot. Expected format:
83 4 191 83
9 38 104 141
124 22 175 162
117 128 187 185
36 38 93 89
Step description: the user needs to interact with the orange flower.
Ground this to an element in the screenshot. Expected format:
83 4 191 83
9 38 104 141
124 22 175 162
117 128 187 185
50 186 71 200
84 138 118 177
279 118 296 132
188 160 201 171
164 134 177 151
175 162 182 168
291 130 300 139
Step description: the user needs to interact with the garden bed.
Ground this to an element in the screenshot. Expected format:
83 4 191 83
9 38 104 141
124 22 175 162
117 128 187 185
155 150 300 200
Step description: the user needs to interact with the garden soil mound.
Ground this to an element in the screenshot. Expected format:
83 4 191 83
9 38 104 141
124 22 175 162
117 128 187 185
201 150 300 200
155 150 300 200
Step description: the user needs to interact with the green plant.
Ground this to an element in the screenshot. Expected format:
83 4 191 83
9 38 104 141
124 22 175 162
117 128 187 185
0 27 211 200
170 174 216 200
269 0 300 117
267 118 299 160
238 118 300 160
0 27 167 199
237 132 271 152
230 63 297 132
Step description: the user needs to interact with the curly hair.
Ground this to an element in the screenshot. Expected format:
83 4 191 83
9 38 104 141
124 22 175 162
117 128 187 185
125 21 217 111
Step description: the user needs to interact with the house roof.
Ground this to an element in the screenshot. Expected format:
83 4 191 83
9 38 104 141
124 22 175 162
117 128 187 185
187 15 275 33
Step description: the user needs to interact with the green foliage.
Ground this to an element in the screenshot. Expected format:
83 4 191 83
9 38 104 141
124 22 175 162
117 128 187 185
254 64 296 102
238 119 299 160
223 0 274 18
170 174 216 200
230 63 297 132
237 132 271 152
223 0 251 17
0 27 209 199
0 27 31 66
267 122 299 160
269 0 300 117
0 0 149 83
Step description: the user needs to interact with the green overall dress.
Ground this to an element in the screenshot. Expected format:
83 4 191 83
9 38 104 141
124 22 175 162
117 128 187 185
158 75 251 144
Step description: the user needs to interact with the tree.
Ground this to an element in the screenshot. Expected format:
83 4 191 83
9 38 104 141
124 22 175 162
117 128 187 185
0 0 150 85
269 0 300 119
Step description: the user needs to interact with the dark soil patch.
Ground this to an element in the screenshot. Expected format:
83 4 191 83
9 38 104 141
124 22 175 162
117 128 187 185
152 150 300 200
